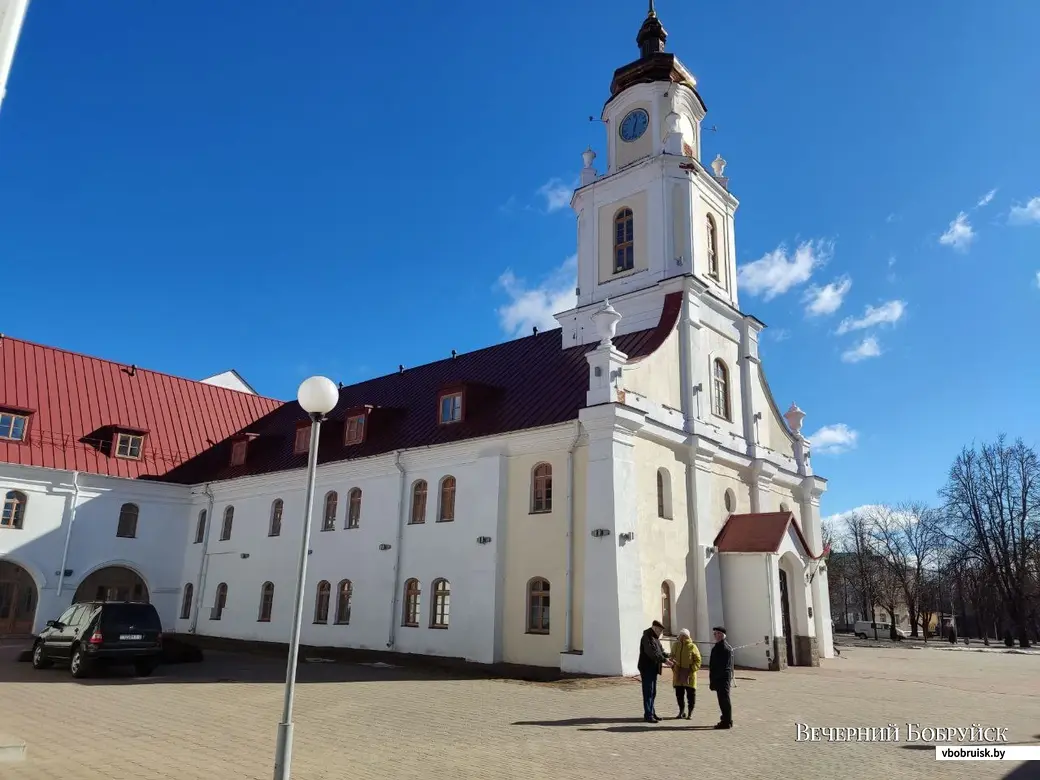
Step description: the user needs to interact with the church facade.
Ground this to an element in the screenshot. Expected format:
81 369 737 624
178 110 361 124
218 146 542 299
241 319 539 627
0 6 833 675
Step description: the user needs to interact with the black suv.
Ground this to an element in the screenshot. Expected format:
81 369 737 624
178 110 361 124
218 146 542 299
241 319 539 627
31 601 163 678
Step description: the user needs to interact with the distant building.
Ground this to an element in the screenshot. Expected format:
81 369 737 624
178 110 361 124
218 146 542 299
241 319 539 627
0 6 833 674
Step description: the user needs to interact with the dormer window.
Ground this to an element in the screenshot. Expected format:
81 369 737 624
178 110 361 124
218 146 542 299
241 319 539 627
0 410 29 442
115 432 144 460
230 439 248 467
438 392 463 425
344 414 366 446
293 423 311 455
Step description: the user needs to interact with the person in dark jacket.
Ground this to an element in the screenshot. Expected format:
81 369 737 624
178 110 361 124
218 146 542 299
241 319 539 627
708 626 734 729
637 620 672 723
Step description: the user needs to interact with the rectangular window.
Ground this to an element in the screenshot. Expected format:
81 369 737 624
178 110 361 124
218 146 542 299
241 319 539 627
438 392 463 424
0 412 28 442
344 414 366 445
230 439 248 466
115 433 144 460
293 424 311 454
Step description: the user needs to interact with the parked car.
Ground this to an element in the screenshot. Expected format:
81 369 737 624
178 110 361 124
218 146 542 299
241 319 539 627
31 601 163 678
853 620 908 640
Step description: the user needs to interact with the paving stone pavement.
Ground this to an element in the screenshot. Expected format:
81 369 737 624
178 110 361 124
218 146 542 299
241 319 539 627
0 643 1038 780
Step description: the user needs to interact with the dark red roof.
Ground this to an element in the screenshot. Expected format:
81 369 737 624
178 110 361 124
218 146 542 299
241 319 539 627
0 336 283 479
163 292 683 484
714 512 822 559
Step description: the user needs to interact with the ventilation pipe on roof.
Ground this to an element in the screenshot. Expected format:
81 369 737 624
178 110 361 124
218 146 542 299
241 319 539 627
190 484 216 634
564 421 583 653
387 451 408 650
55 471 81 598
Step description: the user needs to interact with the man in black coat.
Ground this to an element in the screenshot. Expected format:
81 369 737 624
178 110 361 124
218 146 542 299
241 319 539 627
708 626 733 729
637 620 672 723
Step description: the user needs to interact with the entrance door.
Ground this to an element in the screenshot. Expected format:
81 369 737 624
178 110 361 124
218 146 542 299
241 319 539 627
778 568 795 666
0 562 38 637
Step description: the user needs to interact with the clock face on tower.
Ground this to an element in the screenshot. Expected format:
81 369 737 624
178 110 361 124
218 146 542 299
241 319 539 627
619 109 649 142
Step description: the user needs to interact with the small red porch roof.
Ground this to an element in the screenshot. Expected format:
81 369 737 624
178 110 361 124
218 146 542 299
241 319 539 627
713 512 823 559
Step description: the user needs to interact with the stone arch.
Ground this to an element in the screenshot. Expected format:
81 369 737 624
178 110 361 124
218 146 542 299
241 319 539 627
777 551 811 666
74 561 151 604
0 559 41 636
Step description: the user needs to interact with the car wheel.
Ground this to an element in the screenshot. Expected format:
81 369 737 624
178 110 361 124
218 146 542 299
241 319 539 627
134 661 157 677
69 646 91 679
31 642 52 670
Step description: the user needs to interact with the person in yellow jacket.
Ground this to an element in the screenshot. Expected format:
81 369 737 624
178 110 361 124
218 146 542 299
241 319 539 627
670 628 702 719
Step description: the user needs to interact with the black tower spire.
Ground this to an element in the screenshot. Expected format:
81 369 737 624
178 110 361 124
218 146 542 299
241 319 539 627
636 0 668 58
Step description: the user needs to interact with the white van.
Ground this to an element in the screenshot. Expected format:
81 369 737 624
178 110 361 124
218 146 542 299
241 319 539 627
854 620 908 640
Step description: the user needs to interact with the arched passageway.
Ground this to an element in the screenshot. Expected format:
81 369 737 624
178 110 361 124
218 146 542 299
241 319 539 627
74 566 149 604
0 561 38 636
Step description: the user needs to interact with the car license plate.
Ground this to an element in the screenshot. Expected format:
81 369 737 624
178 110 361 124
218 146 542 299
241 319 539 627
119 634 143 641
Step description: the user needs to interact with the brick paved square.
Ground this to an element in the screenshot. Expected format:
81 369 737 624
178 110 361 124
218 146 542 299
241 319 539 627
1 642 1037 780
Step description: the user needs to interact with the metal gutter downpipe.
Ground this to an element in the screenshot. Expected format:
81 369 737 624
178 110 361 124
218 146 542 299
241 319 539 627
387 451 407 650
189 483 215 634
55 471 80 598
564 421 583 653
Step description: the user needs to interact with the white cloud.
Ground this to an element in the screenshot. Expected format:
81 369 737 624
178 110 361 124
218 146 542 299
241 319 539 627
807 423 859 455
888 255 896 267
768 328 790 342
1035 271 1040 289
976 188 997 208
1009 196 1040 226
836 300 906 335
737 240 832 300
494 254 577 337
536 178 576 213
885 213 897 223
841 336 881 363
939 212 975 252
803 276 851 317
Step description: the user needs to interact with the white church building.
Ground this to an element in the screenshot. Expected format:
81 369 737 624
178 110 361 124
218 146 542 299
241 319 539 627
0 4 833 676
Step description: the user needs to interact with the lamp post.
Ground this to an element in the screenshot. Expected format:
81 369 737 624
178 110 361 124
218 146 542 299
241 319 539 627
273 375 339 780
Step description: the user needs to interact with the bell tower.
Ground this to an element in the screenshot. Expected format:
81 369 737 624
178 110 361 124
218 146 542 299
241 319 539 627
558 1 741 347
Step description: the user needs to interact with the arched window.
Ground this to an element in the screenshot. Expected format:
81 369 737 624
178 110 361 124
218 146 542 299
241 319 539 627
194 509 207 543
614 208 635 273
1 490 27 529
269 499 283 537
258 582 274 622
706 214 720 279
335 580 352 624
431 579 451 628
314 580 331 624
712 359 731 420
220 506 234 540
661 582 673 636
322 491 338 532
211 583 228 620
116 503 139 538
410 481 427 524
531 463 553 513
402 578 421 627
656 468 672 519
527 578 551 634
438 476 456 522
346 488 362 529
180 583 194 620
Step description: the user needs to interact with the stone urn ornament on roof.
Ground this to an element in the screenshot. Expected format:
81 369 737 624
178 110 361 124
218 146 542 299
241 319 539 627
592 299 622 346
784 403 805 436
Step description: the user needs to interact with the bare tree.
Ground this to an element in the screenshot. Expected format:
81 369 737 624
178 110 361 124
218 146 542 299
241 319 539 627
844 511 882 638
939 435 1040 647
867 502 941 638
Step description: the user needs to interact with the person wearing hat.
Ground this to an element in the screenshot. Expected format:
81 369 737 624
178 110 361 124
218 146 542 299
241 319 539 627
708 626 734 729
637 620 673 723
669 628 701 719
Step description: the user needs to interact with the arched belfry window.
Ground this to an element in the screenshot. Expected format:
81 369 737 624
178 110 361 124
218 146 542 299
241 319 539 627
712 358 731 420
614 208 634 273
706 214 720 279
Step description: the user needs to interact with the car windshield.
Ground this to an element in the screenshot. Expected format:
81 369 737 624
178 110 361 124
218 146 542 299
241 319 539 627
100 605 160 632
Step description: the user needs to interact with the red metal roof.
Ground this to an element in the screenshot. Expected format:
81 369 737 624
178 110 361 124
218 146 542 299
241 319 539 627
713 512 822 559
163 292 684 484
0 336 283 479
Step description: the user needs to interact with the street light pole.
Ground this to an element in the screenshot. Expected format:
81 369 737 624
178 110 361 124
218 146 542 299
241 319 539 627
273 376 339 780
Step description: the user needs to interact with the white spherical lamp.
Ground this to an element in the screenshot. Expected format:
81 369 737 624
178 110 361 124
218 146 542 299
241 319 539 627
297 376 339 415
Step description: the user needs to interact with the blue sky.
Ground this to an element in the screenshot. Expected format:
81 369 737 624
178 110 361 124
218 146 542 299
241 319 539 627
1 1 1038 517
